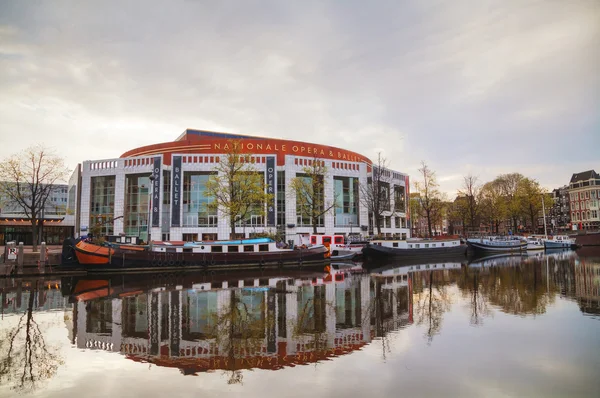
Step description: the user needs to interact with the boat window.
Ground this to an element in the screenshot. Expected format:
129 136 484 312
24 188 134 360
228 246 239 253
334 236 344 244
323 237 332 245
441 243 445 247
244 245 254 252
393 242 398 247
425 244 429 248
166 248 176 253
409 244 412 248
415 244 420 248
183 248 192 253
311 236 317 244
211 246 223 253
259 244 269 252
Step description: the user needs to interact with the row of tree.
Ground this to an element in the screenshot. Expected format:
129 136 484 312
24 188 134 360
411 161 551 237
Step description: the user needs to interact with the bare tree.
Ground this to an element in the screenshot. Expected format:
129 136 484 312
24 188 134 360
413 161 443 238
359 153 391 236
205 140 272 238
289 157 336 234
457 174 481 235
0 145 70 251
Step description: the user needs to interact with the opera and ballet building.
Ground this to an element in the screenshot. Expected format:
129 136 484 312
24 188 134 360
69 129 410 243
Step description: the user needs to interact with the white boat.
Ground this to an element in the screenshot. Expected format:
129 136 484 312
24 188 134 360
525 236 545 251
543 235 577 249
304 234 366 258
466 236 527 252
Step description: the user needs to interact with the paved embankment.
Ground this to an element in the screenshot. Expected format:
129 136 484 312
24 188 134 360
0 245 78 277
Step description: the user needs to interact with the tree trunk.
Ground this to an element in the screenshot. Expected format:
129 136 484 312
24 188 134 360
230 219 237 239
31 220 38 252
426 211 433 238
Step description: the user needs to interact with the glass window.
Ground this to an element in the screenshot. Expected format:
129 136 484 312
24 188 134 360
182 172 217 227
124 174 151 241
90 175 116 236
394 185 406 212
334 176 359 226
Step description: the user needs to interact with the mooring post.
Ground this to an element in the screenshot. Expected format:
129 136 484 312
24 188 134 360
17 242 24 274
39 242 46 274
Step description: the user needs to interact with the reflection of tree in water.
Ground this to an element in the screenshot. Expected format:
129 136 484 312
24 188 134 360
209 289 273 385
0 281 63 392
457 267 492 326
412 270 453 344
480 262 556 316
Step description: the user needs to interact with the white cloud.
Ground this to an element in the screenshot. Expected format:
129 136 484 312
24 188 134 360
0 0 597 193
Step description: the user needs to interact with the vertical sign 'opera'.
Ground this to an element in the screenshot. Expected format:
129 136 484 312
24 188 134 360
152 156 161 228
171 155 182 227
266 156 276 226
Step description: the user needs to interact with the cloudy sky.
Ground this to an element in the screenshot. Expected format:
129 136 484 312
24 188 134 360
0 0 598 195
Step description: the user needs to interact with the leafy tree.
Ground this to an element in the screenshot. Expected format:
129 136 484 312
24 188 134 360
495 173 525 233
205 140 272 238
289 157 336 234
518 178 551 234
479 180 506 234
413 161 443 238
0 145 69 251
359 152 392 235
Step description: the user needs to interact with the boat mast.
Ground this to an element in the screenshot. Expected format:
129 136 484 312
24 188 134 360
542 194 548 238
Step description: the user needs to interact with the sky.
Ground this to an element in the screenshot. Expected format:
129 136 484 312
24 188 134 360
0 0 598 196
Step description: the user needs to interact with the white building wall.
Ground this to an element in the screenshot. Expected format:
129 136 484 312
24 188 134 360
79 151 409 241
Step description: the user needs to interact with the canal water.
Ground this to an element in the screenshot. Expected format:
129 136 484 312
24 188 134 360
1 250 599 397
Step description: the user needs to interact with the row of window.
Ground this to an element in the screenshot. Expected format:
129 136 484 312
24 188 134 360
572 210 599 222
570 190 599 201
571 200 599 210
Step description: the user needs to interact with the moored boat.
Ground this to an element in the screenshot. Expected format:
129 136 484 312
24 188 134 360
543 235 578 249
67 237 330 271
466 236 527 252
525 236 545 251
362 238 466 261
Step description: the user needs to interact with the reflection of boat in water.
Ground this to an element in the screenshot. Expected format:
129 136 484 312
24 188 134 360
62 266 412 376
467 253 528 268
370 261 463 277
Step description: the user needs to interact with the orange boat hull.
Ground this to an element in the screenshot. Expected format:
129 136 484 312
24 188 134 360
74 241 114 265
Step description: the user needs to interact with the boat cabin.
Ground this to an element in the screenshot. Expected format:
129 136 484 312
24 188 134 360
152 238 285 254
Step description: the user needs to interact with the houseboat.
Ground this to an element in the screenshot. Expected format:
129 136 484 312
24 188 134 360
543 235 578 249
466 236 527 252
65 237 330 271
361 238 467 261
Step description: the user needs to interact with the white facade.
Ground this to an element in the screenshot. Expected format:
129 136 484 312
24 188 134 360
76 149 410 243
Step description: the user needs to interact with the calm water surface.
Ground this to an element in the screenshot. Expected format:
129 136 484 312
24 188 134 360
1 250 599 397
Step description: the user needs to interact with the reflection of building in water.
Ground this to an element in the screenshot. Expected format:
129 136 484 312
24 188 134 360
1 280 67 315
574 258 600 315
72 273 411 373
